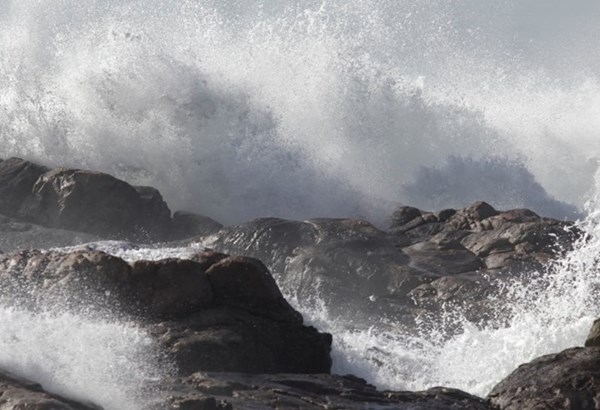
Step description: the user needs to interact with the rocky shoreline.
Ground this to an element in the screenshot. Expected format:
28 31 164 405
0 157 599 409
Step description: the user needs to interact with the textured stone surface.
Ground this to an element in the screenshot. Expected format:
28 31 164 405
488 347 600 410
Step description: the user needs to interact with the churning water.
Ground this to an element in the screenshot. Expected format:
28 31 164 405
1 1 600 408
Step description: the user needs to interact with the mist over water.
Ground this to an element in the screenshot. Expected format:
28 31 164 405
1 0 599 223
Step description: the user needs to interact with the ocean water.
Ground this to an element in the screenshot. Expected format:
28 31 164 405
1 1 600 409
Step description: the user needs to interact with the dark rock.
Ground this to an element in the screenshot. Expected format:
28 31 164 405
585 318 600 347
0 249 332 376
135 185 173 238
390 206 422 228
488 347 600 410
446 201 499 230
171 211 223 240
205 256 301 322
0 370 100 410
151 307 331 375
403 239 484 275
161 373 490 410
20 168 151 239
0 250 214 318
0 158 49 216
197 202 576 326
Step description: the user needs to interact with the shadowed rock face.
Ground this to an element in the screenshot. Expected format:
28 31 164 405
0 371 100 410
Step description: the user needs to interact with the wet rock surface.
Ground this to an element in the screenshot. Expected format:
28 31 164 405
0 249 331 376
488 346 600 410
0 213 100 251
0 371 99 410
199 202 577 324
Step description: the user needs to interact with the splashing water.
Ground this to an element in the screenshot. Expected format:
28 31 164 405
1 1 600 223
2 0 600 405
31 190 600 404
291 179 600 397
0 307 169 410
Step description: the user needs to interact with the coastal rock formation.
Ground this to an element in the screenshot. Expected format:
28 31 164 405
199 202 577 323
0 249 332 376
0 371 99 410
0 157 588 409
0 157 221 245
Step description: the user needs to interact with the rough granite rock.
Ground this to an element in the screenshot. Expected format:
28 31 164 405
488 347 600 410
0 371 99 410
586 317 600 347
0 249 332 376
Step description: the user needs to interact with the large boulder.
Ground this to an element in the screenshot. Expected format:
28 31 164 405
20 168 164 239
488 347 600 410
0 249 332 376
0 158 178 241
